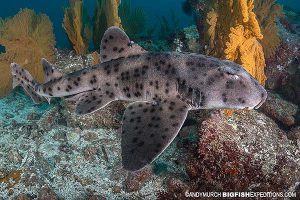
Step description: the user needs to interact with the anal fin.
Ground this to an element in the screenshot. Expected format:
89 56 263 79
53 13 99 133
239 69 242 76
121 98 189 171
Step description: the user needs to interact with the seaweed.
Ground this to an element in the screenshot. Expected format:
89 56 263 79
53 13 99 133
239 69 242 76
158 10 180 42
119 0 146 40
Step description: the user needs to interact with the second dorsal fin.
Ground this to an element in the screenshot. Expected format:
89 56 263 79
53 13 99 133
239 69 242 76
100 26 146 63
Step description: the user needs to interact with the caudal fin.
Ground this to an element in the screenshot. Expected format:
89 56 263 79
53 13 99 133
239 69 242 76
10 63 47 104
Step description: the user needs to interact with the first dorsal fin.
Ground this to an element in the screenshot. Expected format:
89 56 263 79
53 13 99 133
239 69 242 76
100 26 147 63
42 58 63 83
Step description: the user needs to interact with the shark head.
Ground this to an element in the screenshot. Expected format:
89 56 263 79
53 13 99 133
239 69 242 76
200 60 267 110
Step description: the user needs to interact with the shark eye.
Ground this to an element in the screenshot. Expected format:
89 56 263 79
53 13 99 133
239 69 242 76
232 75 240 80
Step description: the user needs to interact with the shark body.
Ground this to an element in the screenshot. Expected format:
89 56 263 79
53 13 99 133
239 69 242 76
11 27 267 171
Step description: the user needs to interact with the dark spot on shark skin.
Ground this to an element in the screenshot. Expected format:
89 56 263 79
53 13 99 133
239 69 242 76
106 82 110 86
162 135 166 139
102 55 107 59
102 45 106 49
143 108 148 113
226 80 234 89
149 81 153 86
132 137 138 143
57 87 60 91
164 128 169 132
186 61 194 66
113 47 118 51
104 39 108 43
73 81 79 86
109 35 114 39
114 83 119 87
160 60 166 65
207 77 215 85
48 87 52 92
67 85 72 90
138 141 144 147
118 48 124 53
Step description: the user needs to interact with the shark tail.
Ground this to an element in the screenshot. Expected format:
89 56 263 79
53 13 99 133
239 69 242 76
10 62 48 104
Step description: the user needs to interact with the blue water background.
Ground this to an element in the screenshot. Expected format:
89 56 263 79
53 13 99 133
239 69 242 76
0 0 192 48
0 0 298 49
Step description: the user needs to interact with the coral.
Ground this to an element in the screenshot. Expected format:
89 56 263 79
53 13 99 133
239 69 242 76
254 0 283 59
119 0 146 40
91 51 101 65
205 0 266 86
93 0 122 49
63 0 91 55
0 9 55 96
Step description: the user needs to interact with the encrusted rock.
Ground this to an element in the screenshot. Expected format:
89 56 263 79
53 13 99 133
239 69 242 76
62 101 125 129
37 186 59 200
260 92 298 126
83 131 99 142
14 194 33 200
83 146 98 161
189 110 300 192
124 166 153 192
288 126 300 148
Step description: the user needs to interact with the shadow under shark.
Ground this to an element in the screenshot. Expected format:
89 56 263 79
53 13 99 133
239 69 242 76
11 27 267 171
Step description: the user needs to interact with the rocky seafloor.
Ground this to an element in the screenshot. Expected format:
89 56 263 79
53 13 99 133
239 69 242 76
1 22 300 199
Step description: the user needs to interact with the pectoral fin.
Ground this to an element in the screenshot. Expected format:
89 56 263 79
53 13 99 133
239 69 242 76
121 98 189 171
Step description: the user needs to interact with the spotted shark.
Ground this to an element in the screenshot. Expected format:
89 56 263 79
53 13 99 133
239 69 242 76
11 27 267 171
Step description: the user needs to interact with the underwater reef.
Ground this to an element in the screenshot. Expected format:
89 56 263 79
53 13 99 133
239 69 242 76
0 0 300 199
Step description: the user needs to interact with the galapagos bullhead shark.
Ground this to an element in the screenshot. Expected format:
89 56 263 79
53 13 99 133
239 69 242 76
11 27 267 171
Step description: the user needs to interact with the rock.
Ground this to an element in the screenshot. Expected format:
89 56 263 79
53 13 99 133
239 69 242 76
189 110 300 192
66 129 80 144
124 166 153 192
157 178 189 200
27 112 39 120
265 42 299 90
87 195 106 200
62 101 125 129
37 187 59 200
260 92 298 126
288 127 300 148
280 58 300 105
0 168 8 179
83 131 99 142
83 146 98 161
112 185 122 193
22 169 39 187
14 194 33 200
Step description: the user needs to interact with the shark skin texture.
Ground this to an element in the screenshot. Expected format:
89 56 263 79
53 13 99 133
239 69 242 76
10 26 267 171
